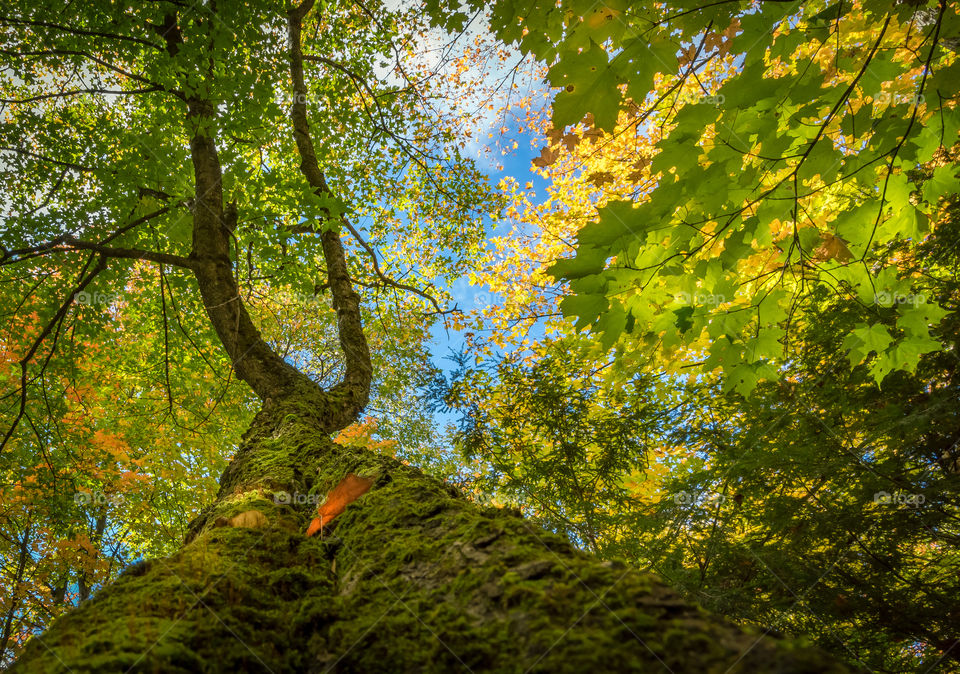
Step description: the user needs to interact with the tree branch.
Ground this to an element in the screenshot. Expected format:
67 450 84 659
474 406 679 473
186 97 309 403
340 220 443 313
288 0 372 427
0 15 161 49
0 207 189 269
0 48 179 97
1 86 164 105
0 255 107 454
60 236 196 269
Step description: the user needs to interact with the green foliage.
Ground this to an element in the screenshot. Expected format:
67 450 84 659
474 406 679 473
438 0 960 393
0 0 499 657
427 2 960 670
3 0 959 669
439 335 682 551
446 206 960 671
648 286 960 672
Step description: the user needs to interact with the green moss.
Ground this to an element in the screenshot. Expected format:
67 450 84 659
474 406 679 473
13 406 858 673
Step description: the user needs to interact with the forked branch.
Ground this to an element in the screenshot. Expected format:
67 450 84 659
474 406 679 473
288 0 373 420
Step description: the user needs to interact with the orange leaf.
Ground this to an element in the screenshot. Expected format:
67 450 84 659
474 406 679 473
305 473 374 537
305 517 324 538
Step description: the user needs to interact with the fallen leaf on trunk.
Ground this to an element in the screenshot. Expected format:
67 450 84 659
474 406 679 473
306 473 374 537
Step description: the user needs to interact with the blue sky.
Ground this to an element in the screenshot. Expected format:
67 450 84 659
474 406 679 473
426 116 558 377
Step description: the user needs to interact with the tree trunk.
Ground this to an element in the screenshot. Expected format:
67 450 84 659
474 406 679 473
11 399 853 673
0 524 31 665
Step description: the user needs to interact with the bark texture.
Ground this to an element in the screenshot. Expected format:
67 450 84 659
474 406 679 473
12 400 856 673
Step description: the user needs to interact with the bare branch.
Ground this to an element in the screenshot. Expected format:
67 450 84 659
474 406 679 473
341 220 442 313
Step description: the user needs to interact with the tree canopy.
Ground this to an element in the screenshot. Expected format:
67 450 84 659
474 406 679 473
435 0 960 392
427 0 960 669
1 0 501 659
2 0 959 671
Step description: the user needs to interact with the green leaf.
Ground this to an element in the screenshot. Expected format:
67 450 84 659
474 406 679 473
857 323 895 352
673 305 694 332
615 38 676 105
578 201 641 247
834 203 879 256
724 363 759 397
756 289 790 325
548 41 623 131
744 327 785 362
847 323 894 360
549 246 608 280
559 293 609 330
868 350 897 384
595 301 627 350
802 139 842 182
897 302 951 335
887 336 942 373
922 164 960 204
671 103 720 139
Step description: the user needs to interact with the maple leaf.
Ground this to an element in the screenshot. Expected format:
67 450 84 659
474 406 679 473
306 473 374 537
546 127 565 146
588 171 616 187
532 146 559 168
581 126 603 144
813 233 853 262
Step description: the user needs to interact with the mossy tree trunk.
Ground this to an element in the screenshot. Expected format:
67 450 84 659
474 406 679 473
8 3 856 672
12 398 855 673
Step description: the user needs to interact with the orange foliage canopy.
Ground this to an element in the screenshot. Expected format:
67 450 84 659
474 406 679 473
305 474 374 537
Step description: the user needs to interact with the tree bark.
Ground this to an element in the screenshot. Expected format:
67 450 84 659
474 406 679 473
10 400 854 673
